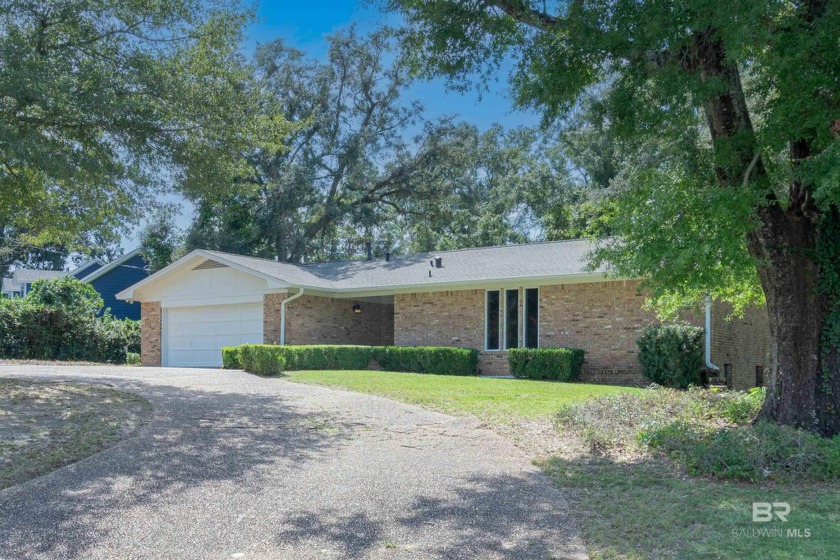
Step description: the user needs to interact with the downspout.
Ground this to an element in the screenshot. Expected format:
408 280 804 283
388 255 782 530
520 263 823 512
705 295 720 371
280 288 304 346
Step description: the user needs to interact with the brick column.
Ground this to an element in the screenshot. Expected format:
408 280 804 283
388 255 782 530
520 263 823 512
263 293 288 344
141 301 162 366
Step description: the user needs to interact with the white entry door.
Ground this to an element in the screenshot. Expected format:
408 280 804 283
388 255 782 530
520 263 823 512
163 303 263 367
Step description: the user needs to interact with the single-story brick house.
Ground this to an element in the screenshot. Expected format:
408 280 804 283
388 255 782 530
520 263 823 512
117 240 771 389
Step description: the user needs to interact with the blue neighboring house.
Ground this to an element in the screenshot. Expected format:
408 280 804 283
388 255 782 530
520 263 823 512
81 249 150 320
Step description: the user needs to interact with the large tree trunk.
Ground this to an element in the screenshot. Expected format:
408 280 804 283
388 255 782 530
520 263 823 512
691 29 840 435
751 205 840 436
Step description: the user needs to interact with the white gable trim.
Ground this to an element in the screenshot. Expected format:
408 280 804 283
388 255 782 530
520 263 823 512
81 249 144 283
116 250 291 301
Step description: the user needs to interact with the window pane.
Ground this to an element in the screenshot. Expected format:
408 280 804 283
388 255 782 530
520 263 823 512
525 288 539 348
486 291 500 350
505 289 519 349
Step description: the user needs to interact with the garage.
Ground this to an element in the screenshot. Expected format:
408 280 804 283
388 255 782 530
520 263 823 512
162 303 263 367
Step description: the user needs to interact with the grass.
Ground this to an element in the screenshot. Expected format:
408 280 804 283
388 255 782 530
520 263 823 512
284 369 639 422
284 370 840 559
0 379 151 489
540 454 840 559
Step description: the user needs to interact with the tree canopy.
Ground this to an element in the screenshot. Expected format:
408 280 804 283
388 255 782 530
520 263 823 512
0 0 292 263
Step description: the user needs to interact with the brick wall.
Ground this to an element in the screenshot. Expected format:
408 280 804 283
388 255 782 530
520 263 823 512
710 301 772 390
140 301 161 366
393 282 657 381
284 294 394 346
539 281 653 384
263 292 288 344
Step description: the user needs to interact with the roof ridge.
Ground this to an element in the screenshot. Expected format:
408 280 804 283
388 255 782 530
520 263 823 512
205 238 595 268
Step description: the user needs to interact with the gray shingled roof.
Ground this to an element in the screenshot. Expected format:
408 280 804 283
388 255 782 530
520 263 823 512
202 239 603 292
13 269 68 284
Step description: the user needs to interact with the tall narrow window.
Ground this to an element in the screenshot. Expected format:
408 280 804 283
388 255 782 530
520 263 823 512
755 366 764 387
524 288 539 348
486 290 500 350
505 289 519 349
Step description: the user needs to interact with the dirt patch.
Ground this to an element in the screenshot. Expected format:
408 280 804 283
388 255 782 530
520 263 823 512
0 379 152 489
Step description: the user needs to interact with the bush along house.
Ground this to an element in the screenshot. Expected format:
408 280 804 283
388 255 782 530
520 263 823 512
117 240 771 389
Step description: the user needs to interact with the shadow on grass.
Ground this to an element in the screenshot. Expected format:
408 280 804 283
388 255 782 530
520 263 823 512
540 453 840 560
0 377 343 559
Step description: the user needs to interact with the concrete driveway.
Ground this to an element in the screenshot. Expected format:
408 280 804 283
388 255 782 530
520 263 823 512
0 365 585 559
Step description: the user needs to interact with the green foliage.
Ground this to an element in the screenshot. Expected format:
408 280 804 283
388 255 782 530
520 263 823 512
26 277 103 316
557 386 765 454
238 345 286 376
126 352 141 366
508 348 585 381
639 421 840 483
560 385 840 482
139 207 185 273
221 346 242 369
186 30 587 263
372 346 479 376
385 0 840 333
0 289 139 364
0 0 291 252
637 323 704 389
229 344 479 376
277 345 373 371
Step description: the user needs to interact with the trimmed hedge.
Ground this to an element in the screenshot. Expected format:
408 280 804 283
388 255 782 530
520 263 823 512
636 323 704 389
239 344 286 375
222 346 241 369
373 346 478 376
279 345 373 370
508 348 586 381
225 344 479 376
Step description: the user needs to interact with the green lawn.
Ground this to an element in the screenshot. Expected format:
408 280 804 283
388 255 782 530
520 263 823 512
284 369 639 421
541 455 840 560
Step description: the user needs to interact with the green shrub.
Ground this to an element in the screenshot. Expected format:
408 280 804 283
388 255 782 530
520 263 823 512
221 346 241 369
638 420 840 482
508 348 585 381
229 344 478 376
372 346 479 375
0 288 139 364
126 352 141 366
279 345 372 370
238 344 286 375
636 323 704 388
26 276 104 316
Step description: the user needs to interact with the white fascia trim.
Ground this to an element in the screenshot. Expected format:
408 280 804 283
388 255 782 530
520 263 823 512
81 248 144 283
72 259 107 276
116 249 291 301
296 272 624 299
160 293 265 309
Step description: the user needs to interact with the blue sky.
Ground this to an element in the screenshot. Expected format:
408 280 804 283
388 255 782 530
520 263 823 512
124 1 537 249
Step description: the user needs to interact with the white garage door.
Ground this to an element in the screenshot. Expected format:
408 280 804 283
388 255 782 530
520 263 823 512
163 303 263 367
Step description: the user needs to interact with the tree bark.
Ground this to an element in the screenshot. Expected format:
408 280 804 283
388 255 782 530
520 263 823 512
751 205 840 436
690 29 840 435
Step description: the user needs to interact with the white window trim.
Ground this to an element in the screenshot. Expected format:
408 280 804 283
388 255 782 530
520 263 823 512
523 286 540 349
484 289 501 352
